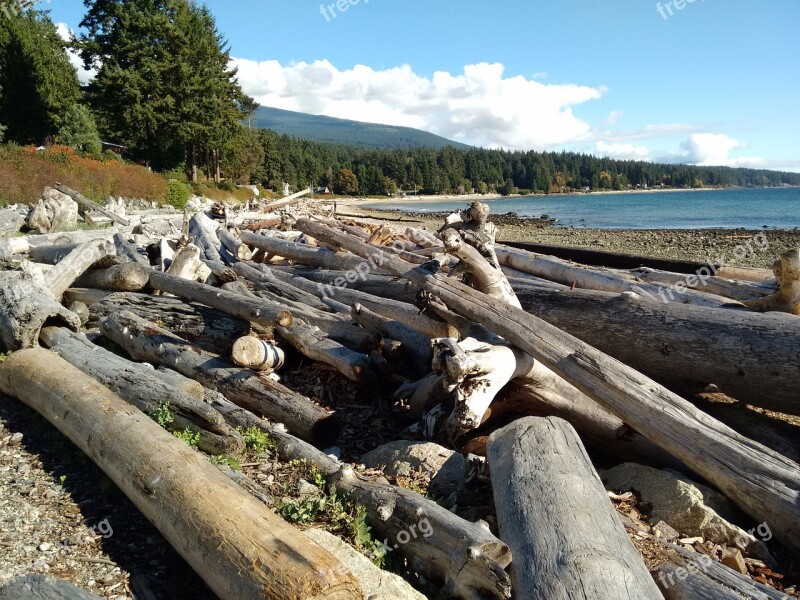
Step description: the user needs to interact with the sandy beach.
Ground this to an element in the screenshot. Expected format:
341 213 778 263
336 202 800 269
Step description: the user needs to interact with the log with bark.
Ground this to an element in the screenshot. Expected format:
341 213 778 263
0 349 362 600
39 326 242 455
54 184 130 226
86 291 250 354
512 283 800 415
487 417 663 600
100 311 339 445
296 218 800 556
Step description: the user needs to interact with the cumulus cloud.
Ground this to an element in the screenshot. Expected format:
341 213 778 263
56 23 96 85
232 58 606 150
595 141 650 160
678 133 764 167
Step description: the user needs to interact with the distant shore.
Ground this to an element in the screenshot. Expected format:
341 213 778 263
338 203 799 269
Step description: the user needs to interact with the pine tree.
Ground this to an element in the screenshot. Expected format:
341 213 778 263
57 104 102 154
0 9 80 144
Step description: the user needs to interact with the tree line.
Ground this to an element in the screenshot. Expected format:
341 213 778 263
254 129 800 196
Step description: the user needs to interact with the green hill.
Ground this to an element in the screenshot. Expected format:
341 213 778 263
252 106 469 150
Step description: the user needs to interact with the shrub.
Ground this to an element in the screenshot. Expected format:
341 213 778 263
164 179 190 209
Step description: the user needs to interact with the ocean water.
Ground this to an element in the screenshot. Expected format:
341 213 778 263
365 187 800 230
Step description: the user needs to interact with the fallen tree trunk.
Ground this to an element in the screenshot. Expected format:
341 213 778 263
87 291 250 354
488 417 662 600
54 184 130 226
101 311 339 446
0 236 29 259
351 303 432 375
240 231 371 271
495 246 743 308
148 271 292 329
39 326 242 455
0 349 362 600
269 266 420 304
218 227 253 261
296 218 800 555
189 212 230 264
628 266 774 302
44 239 116 299
75 262 151 291
512 284 800 415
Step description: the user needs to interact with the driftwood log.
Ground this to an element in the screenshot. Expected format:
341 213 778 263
296 218 800 555
0 349 361 600
113 232 151 267
166 243 212 283
513 284 800 415
189 212 232 265
239 231 370 271
75 262 151 292
219 227 253 261
488 417 662 599
101 311 339 446
743 248 800 315
54 184 130 226
39 326 241 455
44 239 116 299
0 575 101 600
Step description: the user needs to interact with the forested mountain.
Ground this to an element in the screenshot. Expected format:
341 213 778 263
252 107 469 150
254 129 800 195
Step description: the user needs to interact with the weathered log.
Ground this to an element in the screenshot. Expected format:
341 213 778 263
23 228 118 249
218 227 253 261
44 239 116 299
263 187 312 211
269 266 420 304
629 266 775 302
148 271 292 328
231 336 285 372
296 218 800 555
39 326 242 455
189 212 231 264
0 575 101 600
87 292 250 354
200 258 238 284
166 243 212 283
113 232 151 267
75 262 151 291
488 417 662 600
512 284 800 415
235 261 329 310
743 248 800 315
239 231 371 271
0 349 362 600
495 245 743 308
54 184 130 226
0 264 81 351
0 236 29 258
101 311 339 445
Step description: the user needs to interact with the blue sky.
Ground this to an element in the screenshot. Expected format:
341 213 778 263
48 0 800 171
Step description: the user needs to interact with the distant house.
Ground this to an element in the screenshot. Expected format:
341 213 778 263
398 190 420 196
101 142 126 155
313 186 331 195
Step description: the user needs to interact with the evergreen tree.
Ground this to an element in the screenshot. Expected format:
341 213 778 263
79 0 248 174
0 9 80 144
220 126 264 184
57 104 102 154
334 168 359 196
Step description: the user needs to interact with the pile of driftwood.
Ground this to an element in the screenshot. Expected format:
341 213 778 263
0 187 799 600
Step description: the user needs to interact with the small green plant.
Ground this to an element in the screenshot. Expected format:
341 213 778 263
210 455 241 470
164 179 190 209
351 505 385 567
172 427 201 448
59 475 67 486
237 426 276 453
151 402 175 428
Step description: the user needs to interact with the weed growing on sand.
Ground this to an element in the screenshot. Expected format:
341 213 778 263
150 402 200 448
210 454 241 470
237 426 276 453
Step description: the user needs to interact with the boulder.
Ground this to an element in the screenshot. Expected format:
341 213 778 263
0 208 24 237
360 440 466 497
602 463 762 552
0 574 101 599
303 529 426 600
26 187 78 233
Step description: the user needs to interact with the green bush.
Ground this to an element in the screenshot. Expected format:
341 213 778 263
103 149 123 162
164 179 190 209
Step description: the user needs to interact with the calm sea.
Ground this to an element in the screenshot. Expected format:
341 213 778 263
365 187 800 230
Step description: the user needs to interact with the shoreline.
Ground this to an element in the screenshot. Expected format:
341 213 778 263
339 204 799 269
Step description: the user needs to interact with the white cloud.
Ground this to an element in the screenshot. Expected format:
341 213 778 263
680 133 764 168
604 110 623 126
56 23 96 85
595 141 650 160
232 58 606 150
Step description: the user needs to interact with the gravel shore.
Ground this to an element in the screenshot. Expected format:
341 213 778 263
345 206 800 269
